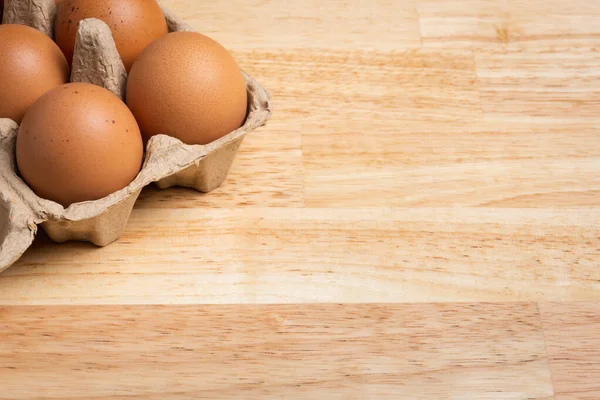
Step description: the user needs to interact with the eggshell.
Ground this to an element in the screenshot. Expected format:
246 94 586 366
0 24 69 123
16 82 143 207
126 32 248 145
55 0 167 71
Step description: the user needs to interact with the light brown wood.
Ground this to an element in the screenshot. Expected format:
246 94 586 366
164 0 422 51
418 0 600 49
0 303 555 400
2 0 597 302
1 207 598 304
1 0 599 397
539 303 600 400
475 48 600 122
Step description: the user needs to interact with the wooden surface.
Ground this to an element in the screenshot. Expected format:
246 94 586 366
1 0 600 398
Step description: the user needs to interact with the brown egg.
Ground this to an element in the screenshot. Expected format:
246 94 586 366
0 24 70 123
55 0 168 71
16 83 143 207
126 32 248 145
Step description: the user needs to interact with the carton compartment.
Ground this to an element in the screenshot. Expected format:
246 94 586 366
42 189 142 246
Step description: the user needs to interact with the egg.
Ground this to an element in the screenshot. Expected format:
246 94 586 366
16 83 143 207
126 32 248 145
55 0 168 71
0 24 70 123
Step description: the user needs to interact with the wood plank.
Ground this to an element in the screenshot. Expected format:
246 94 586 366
0 303 554 399
539 302 600 400
242 48 482 127
475 48 600 123
417 0 600 49
2 208 598 304
162 0 421 51
303 120 600 207
299 47 600 208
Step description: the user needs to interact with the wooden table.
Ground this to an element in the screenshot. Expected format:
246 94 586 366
1 0 599 398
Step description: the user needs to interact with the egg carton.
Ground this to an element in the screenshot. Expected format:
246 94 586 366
0 0 272 273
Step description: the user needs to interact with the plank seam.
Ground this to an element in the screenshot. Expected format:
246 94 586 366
414 4 424 48
537 302 558 400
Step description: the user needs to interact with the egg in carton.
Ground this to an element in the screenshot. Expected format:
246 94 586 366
0 0 272 273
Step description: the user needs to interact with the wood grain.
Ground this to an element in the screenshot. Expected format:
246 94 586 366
418 0 600 49
475 48 600 122
1 208 598 304
303 118 600 207
1 0 599 396
1 0 597 304
163 0 421 51
0 303 554 399
539 303 600 400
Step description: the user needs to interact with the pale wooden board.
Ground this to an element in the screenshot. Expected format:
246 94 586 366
417 0 600 49
303 120 600 207
295 46 600 207
0 303 554 399
1 0 600 396
475 48 600 123
163 0 421 51
539 302 600 400
1 208 598 304
1 0 598 306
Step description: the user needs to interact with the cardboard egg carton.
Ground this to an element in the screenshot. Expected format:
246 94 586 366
0 0 272 273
